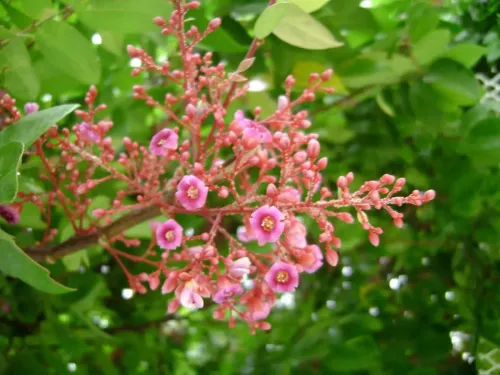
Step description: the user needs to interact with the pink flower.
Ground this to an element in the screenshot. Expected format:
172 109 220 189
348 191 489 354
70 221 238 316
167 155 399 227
285 218 307 249
149 128 178 155
277 186 301 203
76 122 100 142
230 110 272 144
156 219 183 250
0 205 20 225
237 225 256 242
249 205 285 246
264 262 299 293
301 245 324 274
180 287 204 309
24 102 39 114
175 175 208 210
213 284 243 304
229 257 251 278
251 302 272 321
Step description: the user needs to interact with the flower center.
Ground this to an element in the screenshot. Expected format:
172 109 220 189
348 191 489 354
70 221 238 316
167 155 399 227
261 216 275 232
158 139 165 146
276 271 289 283
187 186 199 199
165 230 174 241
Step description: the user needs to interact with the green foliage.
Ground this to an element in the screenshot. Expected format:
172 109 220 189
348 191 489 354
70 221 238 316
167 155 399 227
0 142 24 203
0 0 498 374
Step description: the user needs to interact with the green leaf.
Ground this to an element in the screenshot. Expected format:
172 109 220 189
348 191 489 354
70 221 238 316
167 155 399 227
339 57 396 88
408 2 439 42
0 38 40 100
273 4 343 50
278 0 330 13
0 104 79 147
254 3 289 39
376 91 395 117
79 0 172 34
0 228 74 294
100 31 124 56
465 118 500 167
0 142 24 203
62 250 90 272
425 59 483 106
35 20 101 84
442 43 486 68
15 0 53 19
478 337 500 375
413 29 451 65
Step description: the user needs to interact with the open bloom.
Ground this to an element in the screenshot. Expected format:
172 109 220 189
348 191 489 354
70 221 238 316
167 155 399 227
0 205 20 225
76 122 99 142
175 175 208 210
156 219 183 250
230 110 272 146
301 245 324 274
180 287 203 309
229 257 251 278
149 128 178 155
249 205 285 245
213 284 244 304
264 262 299 293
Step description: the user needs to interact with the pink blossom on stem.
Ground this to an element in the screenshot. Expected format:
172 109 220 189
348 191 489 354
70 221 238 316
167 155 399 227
229 257 251 278
251 302 272 321
264 262 299 293
156 219 183 250
300 245 324 274
0 205 20 225
230 110 272 145
175 175 209 210
249 205 285 246
180 287 204 309
24 102 39 114
149 128 178 155
285 218 307 249
76 122 100 142
213 284 244 304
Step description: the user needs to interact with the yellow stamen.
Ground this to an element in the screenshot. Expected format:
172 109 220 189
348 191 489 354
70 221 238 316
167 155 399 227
261 216 275 232
276 271 289 283
187 186 199 199
165 231 174 241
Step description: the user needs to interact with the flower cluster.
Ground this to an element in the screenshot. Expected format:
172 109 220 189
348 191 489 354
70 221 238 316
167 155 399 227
1 0 435 332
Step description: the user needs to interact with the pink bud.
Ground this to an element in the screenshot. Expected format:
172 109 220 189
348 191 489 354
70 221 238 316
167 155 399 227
258 321 272 331
307 139 320 159
277 96 288 111
218 187 229 198
92 209 106 218
293 151 307 164
213 307 225 320
423 190 436 201
326 248 339 267
395 178 406 188
321 69 333 81
153 16 165 27
167 299 180 314
266 183 278 198
337 176 348 188
208 18 221 30
368 232 380 247
317 157 328 170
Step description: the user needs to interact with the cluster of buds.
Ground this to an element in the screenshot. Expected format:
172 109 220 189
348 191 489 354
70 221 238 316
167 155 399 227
0 0 434 332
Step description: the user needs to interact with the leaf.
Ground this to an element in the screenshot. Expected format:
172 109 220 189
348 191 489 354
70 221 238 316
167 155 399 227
273 4 343 50
478 337 500 375
292 61 347 93
236 57 256 73
0 104 79 147
0 38 40 100
62 250 90 272
278 0 330 13
465 118 500 167
0 228 74 294
99 31 124 56
0 142 24 203
79 0 172 34
15 0 53 19
339 57 396 89
442 43 486 68
376 91 395 117
407 2 439 43
254 3 289 39
35 20 101 84
424 59 483 106
413 29 451 65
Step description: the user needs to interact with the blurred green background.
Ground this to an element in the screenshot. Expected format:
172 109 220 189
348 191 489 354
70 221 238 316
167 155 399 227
1 0 500 374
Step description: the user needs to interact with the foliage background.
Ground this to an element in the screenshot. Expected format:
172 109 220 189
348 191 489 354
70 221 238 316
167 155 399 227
1 0 500 374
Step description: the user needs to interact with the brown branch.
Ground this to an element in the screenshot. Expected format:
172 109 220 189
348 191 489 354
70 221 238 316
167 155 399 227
23 151 256 262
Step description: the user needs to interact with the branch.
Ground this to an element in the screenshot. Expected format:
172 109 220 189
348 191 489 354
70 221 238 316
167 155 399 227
23 151 256 262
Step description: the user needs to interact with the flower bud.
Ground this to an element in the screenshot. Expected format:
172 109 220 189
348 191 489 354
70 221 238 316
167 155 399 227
307 139 320 159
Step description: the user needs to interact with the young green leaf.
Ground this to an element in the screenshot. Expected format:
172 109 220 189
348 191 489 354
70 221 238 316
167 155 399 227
442 43 486 68
0 142 24 203
413 29 451 65
0 38 40 100
15 0 52 19
254 3 290 39
0 228 74 294
35 20 101 84
0 104 79 147
79 0 172 34
273 4 343 50
277 0 330 13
